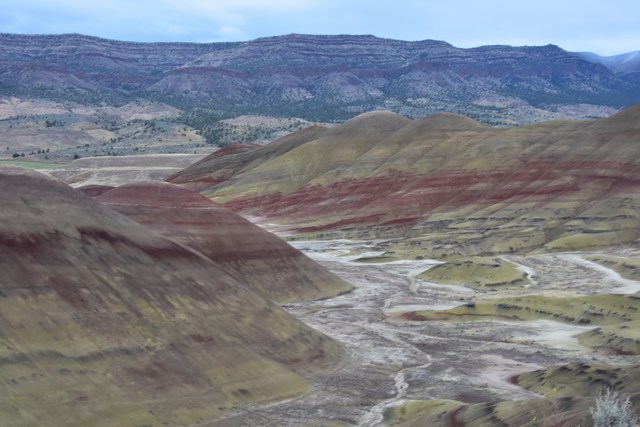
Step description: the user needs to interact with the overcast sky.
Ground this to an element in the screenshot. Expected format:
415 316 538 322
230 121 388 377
1 0 638 56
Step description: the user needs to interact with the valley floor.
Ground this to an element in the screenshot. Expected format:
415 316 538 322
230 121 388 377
211 239 640 426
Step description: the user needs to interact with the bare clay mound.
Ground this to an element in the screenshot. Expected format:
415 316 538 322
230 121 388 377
385 396 596 427
0 168 343 427
96 181 352 303
211 239 640 426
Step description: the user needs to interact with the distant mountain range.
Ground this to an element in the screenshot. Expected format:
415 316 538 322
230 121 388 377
1 33 639 125
576 50 640 76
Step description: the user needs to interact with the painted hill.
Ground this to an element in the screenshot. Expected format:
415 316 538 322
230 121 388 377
0 168 343 426
95 181 352 303
47 153 206 188
169 104 640 257
169 124 330 191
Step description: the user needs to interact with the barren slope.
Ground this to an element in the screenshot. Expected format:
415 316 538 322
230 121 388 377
0 168 342 427
172 104 640 256
168 125 329 191
96 181 352 303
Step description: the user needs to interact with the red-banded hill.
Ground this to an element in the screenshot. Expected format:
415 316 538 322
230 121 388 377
0 168 343 427
96 181 352 303
169 124 331 191
169 105 640 257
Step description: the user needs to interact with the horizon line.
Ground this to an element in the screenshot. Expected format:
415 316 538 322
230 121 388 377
0 31 636 57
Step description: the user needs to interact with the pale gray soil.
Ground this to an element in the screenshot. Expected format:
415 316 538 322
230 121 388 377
44 153 208 187
211 239 639 426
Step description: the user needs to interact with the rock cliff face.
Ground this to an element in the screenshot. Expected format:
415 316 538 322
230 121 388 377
170 104 640 257
0 168 343 427
0 33 234 98
1 33 638 123
96 181 352 303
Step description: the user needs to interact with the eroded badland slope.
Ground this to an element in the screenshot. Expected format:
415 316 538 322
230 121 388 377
0 168 343 426
96 181 352 303
167 105 640 426
171 104 640 258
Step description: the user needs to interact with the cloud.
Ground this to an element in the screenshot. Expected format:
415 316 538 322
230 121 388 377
218 25 247 40
0 0 321 41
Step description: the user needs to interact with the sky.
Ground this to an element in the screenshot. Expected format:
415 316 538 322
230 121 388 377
1 0 638 56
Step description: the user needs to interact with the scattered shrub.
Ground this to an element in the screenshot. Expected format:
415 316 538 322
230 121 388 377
591 388 639 427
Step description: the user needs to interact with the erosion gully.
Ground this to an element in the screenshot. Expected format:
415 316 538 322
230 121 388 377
212 239 639 426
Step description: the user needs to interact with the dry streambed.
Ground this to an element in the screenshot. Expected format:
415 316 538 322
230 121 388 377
214 241 640 426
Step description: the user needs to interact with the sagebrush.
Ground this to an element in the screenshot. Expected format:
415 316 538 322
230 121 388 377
591 388 639 427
